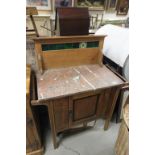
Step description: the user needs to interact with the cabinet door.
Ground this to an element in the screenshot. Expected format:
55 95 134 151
69 94 99 126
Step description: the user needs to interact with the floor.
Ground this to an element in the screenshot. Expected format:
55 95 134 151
43 119 120 155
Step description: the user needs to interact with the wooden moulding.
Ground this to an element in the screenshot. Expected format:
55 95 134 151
33 35 106 74
33 35 106 44
105 64 129 87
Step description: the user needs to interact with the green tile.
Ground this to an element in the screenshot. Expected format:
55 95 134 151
42 41 99 51
87 41 99 48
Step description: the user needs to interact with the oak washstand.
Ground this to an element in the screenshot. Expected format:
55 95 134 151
31 35 127 149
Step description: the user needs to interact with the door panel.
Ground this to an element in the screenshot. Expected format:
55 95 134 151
69 95 99 126
73 95 98 121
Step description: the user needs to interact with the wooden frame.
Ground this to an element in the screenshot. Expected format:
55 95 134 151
26 0 52 10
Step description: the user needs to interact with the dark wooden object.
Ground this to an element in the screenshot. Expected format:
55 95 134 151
32 36 127 149
116 0 129 15
55 7 90 36
26 65 43 155
26 7 39 37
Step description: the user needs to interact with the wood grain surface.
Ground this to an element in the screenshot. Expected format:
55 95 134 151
36 64 124 101
33 35 106 72
26 65 43 154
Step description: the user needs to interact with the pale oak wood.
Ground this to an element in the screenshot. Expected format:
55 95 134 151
34 35 106 73
31 36 126 149
26 65 43 154
42 48 100 70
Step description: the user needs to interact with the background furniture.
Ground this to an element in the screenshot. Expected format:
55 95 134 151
26 65 43 155
55 7 90 36
31 35 127 149
26 7 39 37
115 96 129 155
26 39 37 72
26 13 51 37
95 24 129 68
101 19 128 27
95 24 129 122
89 13 104 33
116 0 129 15
105 0 118 11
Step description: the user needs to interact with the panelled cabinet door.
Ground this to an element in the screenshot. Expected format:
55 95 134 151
69 94 100 126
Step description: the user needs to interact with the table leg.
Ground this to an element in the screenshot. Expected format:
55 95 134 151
83 122 88 128
104 119 110 130
104 87 121 130
47 103 58 149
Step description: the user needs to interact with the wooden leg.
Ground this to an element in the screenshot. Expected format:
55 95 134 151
116 90 124 123
30 15 39 37
47 103 58 149
104 87 121 130
83 122 87 128
104 119 110 130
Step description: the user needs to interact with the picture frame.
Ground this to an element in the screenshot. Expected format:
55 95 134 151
105 0 117 11
26 0 52 10
74 0 105 11
116 0 129 15
54 0 73 8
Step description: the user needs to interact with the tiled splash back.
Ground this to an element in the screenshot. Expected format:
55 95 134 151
42 41 99 51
